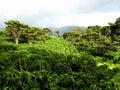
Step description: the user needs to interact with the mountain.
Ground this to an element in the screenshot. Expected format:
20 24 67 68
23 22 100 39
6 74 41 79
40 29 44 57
0 27 4 30
0 26 86 35
50 26 86 35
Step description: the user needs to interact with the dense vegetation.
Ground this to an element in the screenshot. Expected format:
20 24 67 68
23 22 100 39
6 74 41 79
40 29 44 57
0 17 120 90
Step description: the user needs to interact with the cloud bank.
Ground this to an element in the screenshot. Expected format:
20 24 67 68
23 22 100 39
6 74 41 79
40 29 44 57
76 0 120 13
0 0 120 28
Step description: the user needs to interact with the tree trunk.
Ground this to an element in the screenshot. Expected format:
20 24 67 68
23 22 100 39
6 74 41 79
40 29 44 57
15 38 19 45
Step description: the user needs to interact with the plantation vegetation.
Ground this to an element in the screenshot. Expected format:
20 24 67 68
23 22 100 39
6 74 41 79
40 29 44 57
0 17 120 90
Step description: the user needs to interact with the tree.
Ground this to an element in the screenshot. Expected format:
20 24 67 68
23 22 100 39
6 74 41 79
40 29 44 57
72 26 85 35
54 30 61 38
43 28 53 35
35 27 46 42
0 30 7 43
82 25 102 47
100 26 111 37
109 17 120 43
21 26 44 44
63 32 80 45
5 20 28 44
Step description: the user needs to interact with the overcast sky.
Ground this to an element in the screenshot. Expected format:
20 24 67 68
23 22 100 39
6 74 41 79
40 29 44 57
0 0 120 28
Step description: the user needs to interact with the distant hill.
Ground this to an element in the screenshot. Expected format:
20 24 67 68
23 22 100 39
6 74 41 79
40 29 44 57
0 27 4 30
51 26 86 35
0 26 86 35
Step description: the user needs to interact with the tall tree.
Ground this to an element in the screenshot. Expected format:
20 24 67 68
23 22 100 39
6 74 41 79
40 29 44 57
83 25 101 47
63 32 80 43
100 26 111 37
34 27 46 42
109 17 120 43
22 26 38 44
5 20 28 44
22 26 46 43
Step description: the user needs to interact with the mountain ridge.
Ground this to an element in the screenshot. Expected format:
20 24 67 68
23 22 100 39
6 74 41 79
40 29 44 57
50 25 86 35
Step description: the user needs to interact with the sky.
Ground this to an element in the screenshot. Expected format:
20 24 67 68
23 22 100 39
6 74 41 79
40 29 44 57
0 0 120 28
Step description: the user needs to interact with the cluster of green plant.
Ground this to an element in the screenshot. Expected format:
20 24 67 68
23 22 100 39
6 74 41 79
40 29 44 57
0 17 120 89
63 17 120 89
4 20 53 45
0 42 119 89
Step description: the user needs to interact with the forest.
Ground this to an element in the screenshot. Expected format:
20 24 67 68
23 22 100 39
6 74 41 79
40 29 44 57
0 17 120 90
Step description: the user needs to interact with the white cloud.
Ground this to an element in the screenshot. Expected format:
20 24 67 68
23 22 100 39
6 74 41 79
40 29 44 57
0 0 120 27
75 0 120 13
54 12 120 27
0 0 40 18
0 0 79 18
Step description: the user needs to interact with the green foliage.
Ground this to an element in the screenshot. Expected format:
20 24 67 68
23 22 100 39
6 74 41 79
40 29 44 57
5 20 29 44
43 28 53 35
72 26 85 34
1 18 120 89
103 51 120 64
0 40 118 89
63 31 81 46
109 17 120 43
0 43 16 52
0 30 7 43
5 20 49 44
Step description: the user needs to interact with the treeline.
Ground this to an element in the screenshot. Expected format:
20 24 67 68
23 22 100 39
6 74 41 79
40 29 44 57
0 17 120 89
3 20 61 45
63 18 120 50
